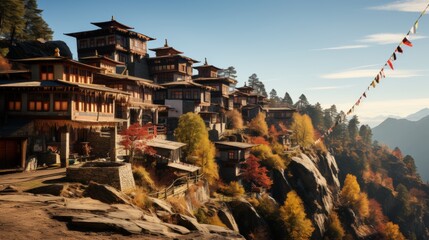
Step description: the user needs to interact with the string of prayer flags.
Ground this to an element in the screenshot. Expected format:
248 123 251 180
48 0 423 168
314 2 429 145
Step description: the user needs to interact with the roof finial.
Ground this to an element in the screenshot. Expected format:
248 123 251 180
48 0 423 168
204 58 208 65
54 48 60 57
95 49 98 56
111 15 115 21
164 39 168 47
244 82 247 87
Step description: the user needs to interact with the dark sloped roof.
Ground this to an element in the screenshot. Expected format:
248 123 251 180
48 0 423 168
80 55 124 65
215 141 257 149
0 79 130 95
148 54 199 63
14 56 101 70
160 81 213 90
193 77 237 85
91 19 134 30
96 73 163 89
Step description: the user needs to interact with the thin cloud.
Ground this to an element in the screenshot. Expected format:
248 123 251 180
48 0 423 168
369 0 429 12
346 64 380 71
308 85 353 91
337 97 429 119
312 45 369 51
321 69 424 79
360 33 427 45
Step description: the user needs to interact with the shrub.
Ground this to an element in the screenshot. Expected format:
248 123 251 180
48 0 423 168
383 222 405 240
226 109 244 129
324 211 345 240
222 181 245 197
248 112 268 136
251 144 286 170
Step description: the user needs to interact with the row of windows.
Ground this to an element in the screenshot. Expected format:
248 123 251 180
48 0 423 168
79 36 116 49
75 95 114 113
233 96 257 104
63 66 92 83
151 64 175 71
169 90 201 100
7 94 69 112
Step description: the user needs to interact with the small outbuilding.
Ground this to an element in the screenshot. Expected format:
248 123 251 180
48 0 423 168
215 141 257 183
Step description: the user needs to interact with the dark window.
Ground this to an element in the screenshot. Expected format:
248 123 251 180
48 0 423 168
170 90 182 99
7 94 22 111
40 65 54 80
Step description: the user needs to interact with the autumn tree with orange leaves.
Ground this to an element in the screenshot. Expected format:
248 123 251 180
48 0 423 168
241 154 272 189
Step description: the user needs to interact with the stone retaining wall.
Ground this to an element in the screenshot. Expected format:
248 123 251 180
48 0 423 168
66 162 135 192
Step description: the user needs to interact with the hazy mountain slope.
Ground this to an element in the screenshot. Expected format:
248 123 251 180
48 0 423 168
373 115 429 182
405 108 429 121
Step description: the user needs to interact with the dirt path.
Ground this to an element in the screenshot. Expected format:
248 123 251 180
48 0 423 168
0 167 68 191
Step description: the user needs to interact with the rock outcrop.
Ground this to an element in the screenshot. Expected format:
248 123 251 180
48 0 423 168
285 152 340 238
227 199 270 239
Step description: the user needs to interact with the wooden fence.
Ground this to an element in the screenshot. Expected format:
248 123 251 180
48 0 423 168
148 173 204 199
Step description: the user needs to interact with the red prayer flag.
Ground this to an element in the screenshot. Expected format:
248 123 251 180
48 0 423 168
387 60 394 70
402 37 413 47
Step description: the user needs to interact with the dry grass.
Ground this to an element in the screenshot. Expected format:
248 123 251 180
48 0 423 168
219 181 245 197
167 196 191 216
130 186 152 210
132 165 155 191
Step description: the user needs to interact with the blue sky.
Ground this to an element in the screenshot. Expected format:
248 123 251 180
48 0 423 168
38 0 429 125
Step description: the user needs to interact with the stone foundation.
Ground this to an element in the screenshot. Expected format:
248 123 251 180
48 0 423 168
66 162 135 192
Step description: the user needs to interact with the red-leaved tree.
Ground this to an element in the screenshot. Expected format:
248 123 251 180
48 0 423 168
120 123 156 163
241 154 273 189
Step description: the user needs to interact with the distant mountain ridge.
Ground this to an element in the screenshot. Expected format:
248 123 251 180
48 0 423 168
373 114 429 182
405 107 429 121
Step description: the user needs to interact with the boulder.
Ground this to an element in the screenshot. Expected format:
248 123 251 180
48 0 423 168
201 224 245 239
68 215 142 234
107 204 144 220
149 197 173 214
0 185 19 194
286 153 338 238
26 184 65 196
160 222 190 235
218 207 239 232
83 182 130 204
63 197 111 212
133 220 180 238
172 213 209 233
227 199 270 239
